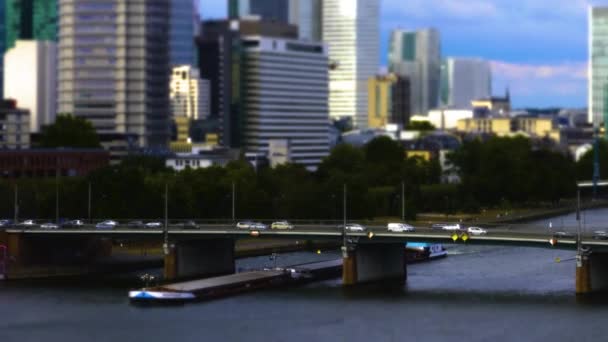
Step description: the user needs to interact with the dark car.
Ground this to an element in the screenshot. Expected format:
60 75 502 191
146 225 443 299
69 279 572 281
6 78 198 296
174 221 198 229
553 231 575 239
127 221 145 229
62 220 85 229
593 231 608 240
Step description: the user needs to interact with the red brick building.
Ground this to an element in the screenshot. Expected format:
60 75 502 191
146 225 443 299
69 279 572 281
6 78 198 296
0 149 110 178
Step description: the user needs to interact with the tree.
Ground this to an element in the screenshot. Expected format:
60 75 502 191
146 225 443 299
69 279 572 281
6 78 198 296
39 114 101 148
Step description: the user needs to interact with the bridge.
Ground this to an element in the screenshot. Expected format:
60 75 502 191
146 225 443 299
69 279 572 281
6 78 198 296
1 224 606 295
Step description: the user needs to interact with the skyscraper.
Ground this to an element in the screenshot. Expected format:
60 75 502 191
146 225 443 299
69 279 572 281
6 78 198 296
229 0 289 22
389 28 441 116
288 0 322 41
589 6 608 128
241 36 329 170
58 0 171 148
4 40 57 133
0 0 5 99
198 18 298 148
170 0 197 66
5 0 58 50
441 58 491 108
323 0 380 129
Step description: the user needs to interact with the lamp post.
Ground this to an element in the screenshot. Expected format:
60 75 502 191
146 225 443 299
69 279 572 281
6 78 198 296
401 181 405 222
342 184 347 250
232 181 236 222
13 184 18 224
87 182 92 224
163 183 169 256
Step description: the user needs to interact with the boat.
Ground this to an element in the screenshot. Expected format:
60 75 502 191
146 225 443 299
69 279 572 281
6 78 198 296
129 290 196 303
406 243 447 263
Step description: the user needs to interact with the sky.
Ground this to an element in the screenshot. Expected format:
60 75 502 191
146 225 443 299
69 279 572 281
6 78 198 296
198 0 603 109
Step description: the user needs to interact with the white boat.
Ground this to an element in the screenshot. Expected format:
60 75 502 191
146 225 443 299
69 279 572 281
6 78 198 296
129 290 196 303
406 243 448 262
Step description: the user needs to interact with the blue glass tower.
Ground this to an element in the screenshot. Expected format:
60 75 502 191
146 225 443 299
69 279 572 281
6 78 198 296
170 0 197 66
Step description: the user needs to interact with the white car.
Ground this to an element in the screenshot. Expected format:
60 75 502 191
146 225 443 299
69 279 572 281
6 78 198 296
441 223 462 231
18 220 36 227
342 223 366 232
145 222 162 228
236 221 254 229
467 227 487 235
387 223 415 232
40 222 59 229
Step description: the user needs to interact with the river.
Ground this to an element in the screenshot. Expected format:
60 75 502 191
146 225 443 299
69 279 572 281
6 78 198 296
2 210 608 341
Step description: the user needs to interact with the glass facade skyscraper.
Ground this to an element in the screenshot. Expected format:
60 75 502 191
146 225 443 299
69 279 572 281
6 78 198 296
389 28 441 116
229 0 289 23
589 6 608 129
5 0 58 50
58 0 171 148
441 58 491 108
323 0 380 129
170 0 197 66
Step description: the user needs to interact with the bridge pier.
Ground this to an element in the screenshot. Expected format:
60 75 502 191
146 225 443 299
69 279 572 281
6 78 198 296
164 238 235 281
576 252 608 295
342 243 406 286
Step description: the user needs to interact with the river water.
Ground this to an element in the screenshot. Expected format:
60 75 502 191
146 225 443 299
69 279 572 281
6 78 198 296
2 210 608 341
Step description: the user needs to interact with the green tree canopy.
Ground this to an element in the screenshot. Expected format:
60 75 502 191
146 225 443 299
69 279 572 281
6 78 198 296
39 114 101 148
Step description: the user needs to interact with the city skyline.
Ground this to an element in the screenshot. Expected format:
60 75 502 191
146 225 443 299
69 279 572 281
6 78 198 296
200 0 599 109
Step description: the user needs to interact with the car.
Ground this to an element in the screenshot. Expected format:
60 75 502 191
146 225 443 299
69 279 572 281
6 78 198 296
593 230 608 240
236 221 254 229
0 220 13 228
341 223 366 232
467 227 487 235
179 220 198 229
441 223 462 231
252 222 268 230
145 222 163 229
62 220 84 228
18 219 36 227
40 222 59 229
271 221 294 230
387 223 415 232
96 220 117 229
127 221 145 229
553 231 575 238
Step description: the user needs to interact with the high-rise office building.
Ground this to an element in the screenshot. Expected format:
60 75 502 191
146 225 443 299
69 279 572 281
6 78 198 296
0 0 5 99
389 28 441 116
58 0 171 148
5 0 58 50
241 36 329 170
229 0 289 22
170 0 197 66
589 6 608 128
288 0 322 41
323 0 379 129
170 65 210 120
441 58 491 108
4 40 57 133
198 18 298 148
